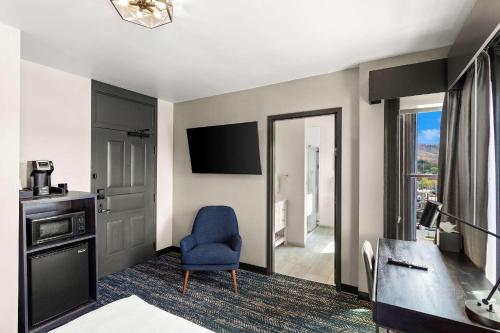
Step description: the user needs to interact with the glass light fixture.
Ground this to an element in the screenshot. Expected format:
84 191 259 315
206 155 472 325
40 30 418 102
111 0 173 29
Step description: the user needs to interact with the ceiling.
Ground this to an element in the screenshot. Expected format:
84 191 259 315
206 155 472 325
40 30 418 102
0 0 476 102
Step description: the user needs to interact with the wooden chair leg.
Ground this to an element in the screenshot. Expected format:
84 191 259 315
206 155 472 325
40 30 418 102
182 271 190 294
230 270 238 294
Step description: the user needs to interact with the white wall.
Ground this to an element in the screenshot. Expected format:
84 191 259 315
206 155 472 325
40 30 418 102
305 126 321 147
275 118 306 246
156 99 174 250
357 47 449 293
20 60 91 191
173 68 359 286
400 92 445 111
0 22 20 333
20 61 174 251
306 116 335 228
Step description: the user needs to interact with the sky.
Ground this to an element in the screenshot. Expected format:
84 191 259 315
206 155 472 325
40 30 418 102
417 111 441 145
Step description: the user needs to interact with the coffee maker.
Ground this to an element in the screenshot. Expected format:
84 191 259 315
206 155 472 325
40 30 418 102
19 161 67 199
28 160 54 196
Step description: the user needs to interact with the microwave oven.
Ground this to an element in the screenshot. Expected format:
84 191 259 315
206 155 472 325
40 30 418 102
27 211 86 246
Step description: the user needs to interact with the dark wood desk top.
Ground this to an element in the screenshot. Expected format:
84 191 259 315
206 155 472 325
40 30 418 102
373 238 500 333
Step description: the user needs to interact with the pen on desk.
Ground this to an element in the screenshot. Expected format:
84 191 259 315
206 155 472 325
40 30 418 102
387 257 428 271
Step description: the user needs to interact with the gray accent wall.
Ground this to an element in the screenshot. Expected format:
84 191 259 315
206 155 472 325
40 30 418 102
173 68 360 286
358 47 450 293
173 46 451 291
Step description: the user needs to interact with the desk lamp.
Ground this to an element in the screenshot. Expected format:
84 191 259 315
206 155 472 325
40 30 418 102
420 200 500 329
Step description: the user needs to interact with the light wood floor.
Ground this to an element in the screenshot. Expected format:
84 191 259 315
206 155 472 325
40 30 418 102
274 226 335 285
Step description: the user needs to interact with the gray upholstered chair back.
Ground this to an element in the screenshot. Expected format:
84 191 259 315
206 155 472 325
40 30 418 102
362 240 375 300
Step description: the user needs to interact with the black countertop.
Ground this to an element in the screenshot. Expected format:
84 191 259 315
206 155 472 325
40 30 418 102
20 191 96 204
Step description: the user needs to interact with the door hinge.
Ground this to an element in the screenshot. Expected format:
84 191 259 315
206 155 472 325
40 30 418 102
153 193 156 202
153 146 156 155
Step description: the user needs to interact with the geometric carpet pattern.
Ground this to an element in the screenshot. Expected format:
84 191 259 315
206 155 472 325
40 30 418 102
98 253 375 333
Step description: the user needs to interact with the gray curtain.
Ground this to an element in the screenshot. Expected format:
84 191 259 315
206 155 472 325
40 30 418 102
438 53 493 270
471 52 492 270
488 43 500 279
438 67 483 269
438 90 461 223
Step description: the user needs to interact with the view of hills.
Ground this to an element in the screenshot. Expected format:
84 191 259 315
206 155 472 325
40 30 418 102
417 144 439 174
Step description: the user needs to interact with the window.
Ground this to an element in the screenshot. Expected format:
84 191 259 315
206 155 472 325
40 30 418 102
399 110 442 241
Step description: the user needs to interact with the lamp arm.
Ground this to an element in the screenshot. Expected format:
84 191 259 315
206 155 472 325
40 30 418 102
438 209 500 303
485 276 500 303
438 209 500 240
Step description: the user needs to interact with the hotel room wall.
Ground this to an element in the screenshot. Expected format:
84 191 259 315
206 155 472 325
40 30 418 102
305 116 336 228
357 47 450 293
19 60 174 251
173 68 360 286
0 22 20 333
275 118 306 246
157 99 174 249
20 60 92 191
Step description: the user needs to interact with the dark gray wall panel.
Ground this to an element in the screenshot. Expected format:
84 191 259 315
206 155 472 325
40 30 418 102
384 99 400 240
107 219 126 255
107 193 145 212
131 215 146 247
369 59 447 103
131 143 146 186
107 140 125 188
95 93 154 131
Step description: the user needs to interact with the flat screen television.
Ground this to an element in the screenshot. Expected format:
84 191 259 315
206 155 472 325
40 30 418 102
187 121 262 175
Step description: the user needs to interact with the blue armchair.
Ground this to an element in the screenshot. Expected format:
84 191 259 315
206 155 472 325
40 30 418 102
180 206 242 293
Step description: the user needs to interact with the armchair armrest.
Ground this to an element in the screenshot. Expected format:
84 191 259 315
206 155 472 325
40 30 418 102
229 234 242 253
180 234 197 254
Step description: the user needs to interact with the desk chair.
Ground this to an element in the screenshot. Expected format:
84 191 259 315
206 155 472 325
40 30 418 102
362 240 375 300
363 240 389 332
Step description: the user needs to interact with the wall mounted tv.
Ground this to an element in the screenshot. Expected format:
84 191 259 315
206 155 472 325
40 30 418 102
187 121 262 175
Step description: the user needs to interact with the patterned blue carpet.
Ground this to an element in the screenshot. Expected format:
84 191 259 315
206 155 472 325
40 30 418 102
98 252 375 332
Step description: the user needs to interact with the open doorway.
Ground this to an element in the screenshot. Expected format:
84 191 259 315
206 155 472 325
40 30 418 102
267 108 341 289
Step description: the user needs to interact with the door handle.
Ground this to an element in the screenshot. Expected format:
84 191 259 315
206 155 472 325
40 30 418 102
98 208 112 214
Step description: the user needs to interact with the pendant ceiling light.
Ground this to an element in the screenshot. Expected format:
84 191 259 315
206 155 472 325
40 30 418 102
111 0 173 29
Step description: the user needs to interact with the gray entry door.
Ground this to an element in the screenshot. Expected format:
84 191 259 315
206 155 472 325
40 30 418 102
92 81 157 278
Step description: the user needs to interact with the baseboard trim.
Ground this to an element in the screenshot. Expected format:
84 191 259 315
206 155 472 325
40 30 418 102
340 283 358 295
156 246 180 256
239 262 267 275
358 291 370 301
156 246 267 275
340 283 370 301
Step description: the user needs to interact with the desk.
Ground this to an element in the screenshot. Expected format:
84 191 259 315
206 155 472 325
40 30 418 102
373 238 500 333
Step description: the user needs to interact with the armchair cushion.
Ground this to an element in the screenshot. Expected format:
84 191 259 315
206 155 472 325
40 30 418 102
182 243 239 265
192 206 239 245
180 234 197 254
229 234 242 253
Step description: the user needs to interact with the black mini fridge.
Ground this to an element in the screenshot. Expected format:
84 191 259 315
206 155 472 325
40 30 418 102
29 242 90 326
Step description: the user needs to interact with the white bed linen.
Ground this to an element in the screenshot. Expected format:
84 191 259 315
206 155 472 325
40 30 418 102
50 295 213 333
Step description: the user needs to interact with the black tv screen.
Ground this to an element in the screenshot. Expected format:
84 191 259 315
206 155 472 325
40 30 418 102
187 121 262 175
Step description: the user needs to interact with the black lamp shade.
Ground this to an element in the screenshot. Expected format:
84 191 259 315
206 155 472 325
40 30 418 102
419 200 443 228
